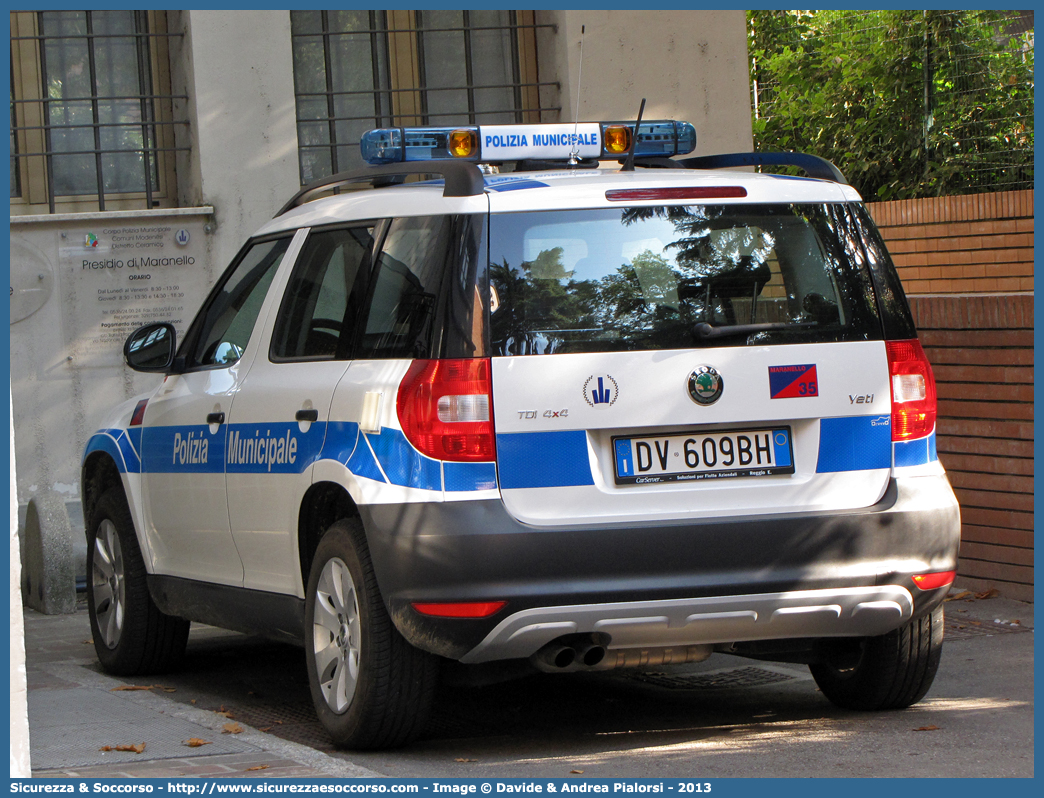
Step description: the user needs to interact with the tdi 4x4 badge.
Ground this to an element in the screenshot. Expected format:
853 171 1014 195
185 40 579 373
82 115 959 751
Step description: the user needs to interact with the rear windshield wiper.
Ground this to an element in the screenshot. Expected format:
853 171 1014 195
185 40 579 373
692 321 816 340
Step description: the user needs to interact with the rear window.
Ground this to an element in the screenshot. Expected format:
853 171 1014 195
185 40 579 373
489 204 882 355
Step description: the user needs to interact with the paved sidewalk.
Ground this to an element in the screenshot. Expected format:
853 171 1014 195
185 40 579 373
22 606 379 779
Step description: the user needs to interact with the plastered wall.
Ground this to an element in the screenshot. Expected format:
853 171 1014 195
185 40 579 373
537 10 753 155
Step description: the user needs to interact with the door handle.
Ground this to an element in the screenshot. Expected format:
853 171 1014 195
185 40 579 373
206 412 225 425
296 409 319 423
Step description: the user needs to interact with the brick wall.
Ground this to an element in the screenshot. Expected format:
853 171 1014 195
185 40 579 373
869 190 1033 294
905 295 1034 602
867 189 1034 602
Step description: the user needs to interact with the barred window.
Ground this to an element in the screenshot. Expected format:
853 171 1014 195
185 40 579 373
290 10 556 184
9 10 186 214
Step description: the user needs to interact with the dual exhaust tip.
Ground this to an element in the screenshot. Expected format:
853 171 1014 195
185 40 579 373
531 633 717 673
532 633 610 672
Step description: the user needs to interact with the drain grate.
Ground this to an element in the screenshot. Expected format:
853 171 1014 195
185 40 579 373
215 702 319 727
211 703 334 751
625 666 797 690
261 722 335 751
945 617 1032 642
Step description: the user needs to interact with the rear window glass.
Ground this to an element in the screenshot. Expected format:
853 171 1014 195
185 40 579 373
489 204 882 355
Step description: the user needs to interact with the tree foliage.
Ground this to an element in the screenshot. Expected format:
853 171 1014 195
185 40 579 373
748 10 1034 201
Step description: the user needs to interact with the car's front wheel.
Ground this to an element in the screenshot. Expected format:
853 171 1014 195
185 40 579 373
304 518 438 749
87 488 190 674
810 604 944 710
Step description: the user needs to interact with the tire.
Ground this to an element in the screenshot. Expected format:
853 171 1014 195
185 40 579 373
810 604 944 710
304 518 438 750
87 488 190 675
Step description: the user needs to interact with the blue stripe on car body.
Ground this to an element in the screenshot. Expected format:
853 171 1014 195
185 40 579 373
496 430 594 489
346 432 388 484
318 421 360 465
141 424 226 474
816 415 892 473
894 432 938 468
83 431 132 473
108 419 497 493
225 421 326 474
367 427 442 491
444 461 498 492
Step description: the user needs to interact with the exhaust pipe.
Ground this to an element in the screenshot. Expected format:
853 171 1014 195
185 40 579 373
578 643 606 667
531 632 714 673
531 633 611 672
534 643 576 670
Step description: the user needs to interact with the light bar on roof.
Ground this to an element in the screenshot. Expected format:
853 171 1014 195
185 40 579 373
359 121 697 165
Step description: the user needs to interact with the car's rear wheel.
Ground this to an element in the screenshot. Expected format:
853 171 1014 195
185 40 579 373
304 518 438 749
87 488 190 674
810 604 944 710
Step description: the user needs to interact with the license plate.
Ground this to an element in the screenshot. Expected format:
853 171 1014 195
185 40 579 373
613 427 795 485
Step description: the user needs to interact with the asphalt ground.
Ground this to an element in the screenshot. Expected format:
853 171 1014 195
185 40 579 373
22 587 1033 779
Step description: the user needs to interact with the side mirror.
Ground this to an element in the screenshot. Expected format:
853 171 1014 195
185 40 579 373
124 322 176 372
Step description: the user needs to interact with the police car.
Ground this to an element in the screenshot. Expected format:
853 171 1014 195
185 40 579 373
82 118 961 749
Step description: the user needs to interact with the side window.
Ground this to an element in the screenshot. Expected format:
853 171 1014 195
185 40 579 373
357 215 455 359
190 237 292 368
270 226 375 360
849 204 917 340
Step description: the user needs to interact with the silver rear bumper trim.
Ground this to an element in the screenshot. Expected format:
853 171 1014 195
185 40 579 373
461 585 914 663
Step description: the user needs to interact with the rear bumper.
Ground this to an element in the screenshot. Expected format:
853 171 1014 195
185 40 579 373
360 474 960 661
461 585 916 664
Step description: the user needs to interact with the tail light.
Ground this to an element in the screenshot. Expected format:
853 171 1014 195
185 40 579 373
886 339 937 441
911 570 956 590
411 601 506 618
397 358 495 462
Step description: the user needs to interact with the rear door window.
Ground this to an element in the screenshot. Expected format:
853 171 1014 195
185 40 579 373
356 214 487 359
489 204 882 355
269 226 376 361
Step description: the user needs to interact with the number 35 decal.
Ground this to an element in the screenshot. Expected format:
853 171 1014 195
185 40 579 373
769 364 819 399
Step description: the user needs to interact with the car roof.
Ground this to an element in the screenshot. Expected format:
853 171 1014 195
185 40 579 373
254 166 863 238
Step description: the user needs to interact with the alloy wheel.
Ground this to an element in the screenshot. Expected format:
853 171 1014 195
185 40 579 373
92 519 125 649
312 557 362 713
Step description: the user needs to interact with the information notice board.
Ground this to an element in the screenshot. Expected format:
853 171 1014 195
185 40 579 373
57 220 210 367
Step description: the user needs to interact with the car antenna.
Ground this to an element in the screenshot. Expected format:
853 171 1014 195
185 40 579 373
568 25 585 166
620 97 646 172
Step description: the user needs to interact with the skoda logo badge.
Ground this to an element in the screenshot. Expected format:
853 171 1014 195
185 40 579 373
688 365 723 405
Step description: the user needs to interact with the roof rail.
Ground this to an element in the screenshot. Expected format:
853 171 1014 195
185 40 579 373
677 152 848 184
275 161 486 217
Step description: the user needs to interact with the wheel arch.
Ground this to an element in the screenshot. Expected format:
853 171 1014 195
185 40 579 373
298 481 360 593
81 451 125 533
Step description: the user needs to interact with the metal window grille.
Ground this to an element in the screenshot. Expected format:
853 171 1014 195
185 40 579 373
290 10 559 183
10 66 21 199
10 10 189 213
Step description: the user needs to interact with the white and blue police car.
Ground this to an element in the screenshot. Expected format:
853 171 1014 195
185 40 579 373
82 118 961 749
